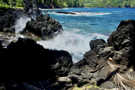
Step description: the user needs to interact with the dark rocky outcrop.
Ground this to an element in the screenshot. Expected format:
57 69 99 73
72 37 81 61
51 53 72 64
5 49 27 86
108 20 135 67
1 38 73 78
0 38 73 90
90 39 106 51
0 7 70 90
67 20 135 90
0 8 62 40
68 39 108 88
23 14 63 40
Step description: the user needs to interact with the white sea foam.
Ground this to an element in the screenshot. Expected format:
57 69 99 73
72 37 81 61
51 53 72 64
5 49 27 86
38 30 108 63
40 8 69 11
49 12 112 16
15 16 31 33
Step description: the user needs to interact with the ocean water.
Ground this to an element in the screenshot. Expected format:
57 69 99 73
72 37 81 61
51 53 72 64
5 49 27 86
38 8 135 63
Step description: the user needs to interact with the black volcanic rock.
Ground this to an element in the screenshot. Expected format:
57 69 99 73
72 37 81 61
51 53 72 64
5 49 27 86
108 20 135 67
67 39 108 87
0 37 73 90
90 39 106 50
68 20 135 89
0 38 73 79
76 39 107 69
23 14 63 40
0 8 63 40
108 20 135 50
79 20 135 70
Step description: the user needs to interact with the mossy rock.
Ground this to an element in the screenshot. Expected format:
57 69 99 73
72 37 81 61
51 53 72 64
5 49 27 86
71 84 100 90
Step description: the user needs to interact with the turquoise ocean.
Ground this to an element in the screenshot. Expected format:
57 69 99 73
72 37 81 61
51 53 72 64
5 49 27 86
38 8 135 63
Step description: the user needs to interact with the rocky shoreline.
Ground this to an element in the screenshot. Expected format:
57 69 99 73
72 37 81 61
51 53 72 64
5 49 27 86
0 8 135 90
0 8 63 40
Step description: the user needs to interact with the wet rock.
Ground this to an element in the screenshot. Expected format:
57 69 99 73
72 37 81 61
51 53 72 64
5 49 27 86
90 39 106 51
23 14 63 40
66 39 108 87
82 39 107 69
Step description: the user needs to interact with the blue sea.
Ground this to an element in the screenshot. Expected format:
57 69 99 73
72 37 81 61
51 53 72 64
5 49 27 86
38 8 135 63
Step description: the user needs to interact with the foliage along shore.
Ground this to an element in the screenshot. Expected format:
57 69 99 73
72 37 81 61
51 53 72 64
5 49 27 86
0 0 135 9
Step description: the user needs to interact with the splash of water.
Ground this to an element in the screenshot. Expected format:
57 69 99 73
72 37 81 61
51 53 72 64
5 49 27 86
15 16 31 33
38 30 108 63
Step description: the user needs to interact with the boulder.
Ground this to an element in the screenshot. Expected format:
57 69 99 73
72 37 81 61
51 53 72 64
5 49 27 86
0 38 73 79
23 14 63 40
66 39 108 87
0 37 73 90
108 20 135 67
90 39 106 50
83 39 107 69
108 20 135 50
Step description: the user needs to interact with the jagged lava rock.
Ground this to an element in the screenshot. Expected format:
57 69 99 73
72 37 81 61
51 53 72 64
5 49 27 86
68 39 107 87
23 14 63 40
108 20 135 67
68 20 135 89
0 38 73 79
90 39 106 50
84 39 107 69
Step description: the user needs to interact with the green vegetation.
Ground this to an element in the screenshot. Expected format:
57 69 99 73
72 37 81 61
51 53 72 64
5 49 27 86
71 84 100 90
0 0 23 8
0 0 135 8
82 0 135 8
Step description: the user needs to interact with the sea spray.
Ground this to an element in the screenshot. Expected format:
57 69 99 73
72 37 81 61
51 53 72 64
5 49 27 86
38 30 108 63
15 16 31 33
6 16 31 45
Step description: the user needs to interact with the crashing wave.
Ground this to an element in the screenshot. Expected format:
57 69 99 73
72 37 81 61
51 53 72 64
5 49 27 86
38 30 108 63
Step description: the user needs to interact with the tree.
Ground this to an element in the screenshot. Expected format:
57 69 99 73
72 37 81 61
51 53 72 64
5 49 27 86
11 0 16 7
2 0 9 4
2 0 9 7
